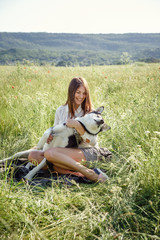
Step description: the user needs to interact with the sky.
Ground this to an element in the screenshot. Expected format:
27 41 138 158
0 0 160 34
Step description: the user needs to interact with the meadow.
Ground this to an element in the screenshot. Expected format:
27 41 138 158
0 63 160 239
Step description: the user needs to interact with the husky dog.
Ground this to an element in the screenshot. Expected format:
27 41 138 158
0 106 110 180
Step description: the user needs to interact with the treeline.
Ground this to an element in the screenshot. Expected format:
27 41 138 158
0 32 160 65
0 48 122 66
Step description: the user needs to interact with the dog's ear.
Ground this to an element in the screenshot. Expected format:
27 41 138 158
101 124 111 132
95 106 104 114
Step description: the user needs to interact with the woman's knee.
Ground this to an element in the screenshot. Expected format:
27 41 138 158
28 151 36 161
44 148 58 161
28 150 44 162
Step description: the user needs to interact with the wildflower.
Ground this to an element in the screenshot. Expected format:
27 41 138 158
29 79 31 82
144 131 150 135
154 131 160 136
12 86 15 89
48 70 50 73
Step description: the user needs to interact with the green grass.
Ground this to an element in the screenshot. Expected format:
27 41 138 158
0 63 160 239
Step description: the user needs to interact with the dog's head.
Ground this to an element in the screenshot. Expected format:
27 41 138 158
76 106 111 135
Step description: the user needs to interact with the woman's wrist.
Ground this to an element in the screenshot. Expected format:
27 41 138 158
74 120 85 136
66 119 85 136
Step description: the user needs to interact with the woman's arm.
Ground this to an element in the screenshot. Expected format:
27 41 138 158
47 108 60 144
54 108 60 126
66 119 97 146
66 119 85 136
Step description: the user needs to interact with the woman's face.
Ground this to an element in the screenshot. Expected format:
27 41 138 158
74 85 86 108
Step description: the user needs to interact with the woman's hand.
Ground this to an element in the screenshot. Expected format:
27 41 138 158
66 119 78 128
66 118 85 136
47 134 54 144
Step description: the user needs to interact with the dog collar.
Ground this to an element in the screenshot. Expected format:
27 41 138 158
77 120 102 136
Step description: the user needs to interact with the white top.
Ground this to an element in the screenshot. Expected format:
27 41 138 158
54 104 98 147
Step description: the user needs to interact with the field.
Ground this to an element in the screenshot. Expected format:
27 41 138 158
0 63 160 239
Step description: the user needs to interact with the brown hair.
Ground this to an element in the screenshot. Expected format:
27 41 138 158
65 77 92 117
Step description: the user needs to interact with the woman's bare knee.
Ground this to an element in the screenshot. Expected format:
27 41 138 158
28 150 44 163
28 151 35 161
44 148 57 161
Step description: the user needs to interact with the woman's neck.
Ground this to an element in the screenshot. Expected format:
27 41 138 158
74 103 80 111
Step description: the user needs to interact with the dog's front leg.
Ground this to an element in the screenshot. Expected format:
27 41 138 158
23 158 47 181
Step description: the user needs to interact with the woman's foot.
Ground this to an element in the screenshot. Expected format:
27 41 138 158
93 168 109 183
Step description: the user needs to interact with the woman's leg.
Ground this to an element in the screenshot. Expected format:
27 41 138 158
28 150 48 170
44 148 106 182
28 150 83 172
28 148 108 182
28 149 84 177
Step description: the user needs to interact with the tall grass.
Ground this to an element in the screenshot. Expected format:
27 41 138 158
0 63 160 239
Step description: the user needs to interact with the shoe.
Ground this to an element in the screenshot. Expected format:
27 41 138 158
93 168 109 183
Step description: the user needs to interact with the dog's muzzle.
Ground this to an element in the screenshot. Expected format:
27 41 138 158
94 119 104 126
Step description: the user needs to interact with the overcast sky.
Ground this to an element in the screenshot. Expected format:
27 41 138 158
0 0 160 34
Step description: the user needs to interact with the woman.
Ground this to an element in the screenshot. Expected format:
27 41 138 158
28 77 111 183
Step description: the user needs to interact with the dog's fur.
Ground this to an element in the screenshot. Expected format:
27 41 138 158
37 106 110 151
0 106 110 180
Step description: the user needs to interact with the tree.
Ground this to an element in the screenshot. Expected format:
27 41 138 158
120 52 132 64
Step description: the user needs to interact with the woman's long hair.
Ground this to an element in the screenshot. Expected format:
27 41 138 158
65 77 92 117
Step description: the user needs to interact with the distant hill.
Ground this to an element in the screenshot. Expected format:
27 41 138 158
0 32 160 65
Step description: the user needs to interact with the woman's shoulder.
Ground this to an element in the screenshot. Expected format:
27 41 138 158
56 104 68 114
54 104 68 125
